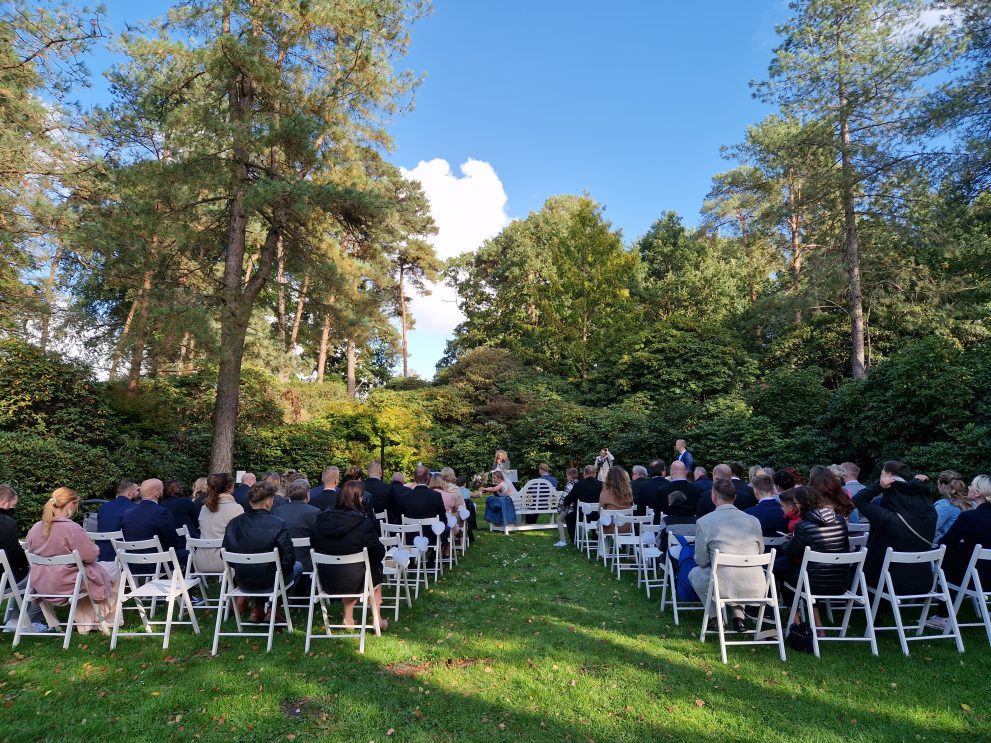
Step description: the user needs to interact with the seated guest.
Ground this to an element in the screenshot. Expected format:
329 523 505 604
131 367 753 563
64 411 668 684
697 463 734 518
161 479 201 544
840 462 865 495
630 465 648 502
311 480 388 630
599 466 634 534
562 465 603 541
655 461 703 524
775 486 850 626
853 461 937 596
273 478 320 578
779 489 801 533
365 460 393 515
538 462 558 490
554 467 580 547
396 465 449 542
694 467 712 494
772 468 795 496
729 462 758 510
926 474 991 629
343 465 375 516
191 476 209 506
95 479 140 561
310 466 340 512
933 470 972 543
0 485 47 630
634 459 667 518
195 472 244 574
455 475 478 536
222 482 300 623
430 473 461 539
233 472 255 510
24 488 118 633
809 465 855 520
745 474 789 536
387 471 413 524
121 478 185 570
260 472 288 510
440 467 469 534
689 479 764 634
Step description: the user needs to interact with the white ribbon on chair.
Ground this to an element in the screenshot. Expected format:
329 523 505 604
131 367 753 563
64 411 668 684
413 536 429 551
458 507 470 520
641 532 656 546
431 521 446 536
600 513 613 527
447 515 458 529
390 549 411 568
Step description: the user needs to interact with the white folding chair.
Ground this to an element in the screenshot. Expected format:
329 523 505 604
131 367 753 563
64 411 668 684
598 508 634 566
869 546 964 656
379 536 413 621
849 534 868 552
86 530 123 559
382 523 427 598
700 549 787 664
401 516 445 583
763 536 788 551
576 503 599 559
288 537 314 610
636 524 665 598
456 506 471 556
212 549 293 654
185 537 225 607
13 550 99 649
662 531 704 624
0 549 26 630
609 513 648 579
786 546 877 657
111 547 200 649
306 548 380 654
946 545 991 647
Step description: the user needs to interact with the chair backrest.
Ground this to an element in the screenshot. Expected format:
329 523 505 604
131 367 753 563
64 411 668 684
401 515 440 527
220 548 279 566
847 522 870 532
374 511 388 522
763 536 788 548
849 534 868 551
117 537 163 553
292 537 311 549
87 530 124 542
27 550 85 569
711 548 774 569
310 548 371 597
961 544 991 594
799 546 867 568
880 545 945 567
176 525 190 539
117 547 182 575
0 549 22 597
379 536 400 549
186 537 223 550
667 531 694 561
579 502 597 518
518 479 554 509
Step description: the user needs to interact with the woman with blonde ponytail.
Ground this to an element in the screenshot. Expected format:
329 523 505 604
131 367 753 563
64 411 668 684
25 487 119 633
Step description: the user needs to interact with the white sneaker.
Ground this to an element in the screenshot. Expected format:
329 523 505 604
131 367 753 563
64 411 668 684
553 540 568 547
2 618 18 632
31 622 51 633
924 615 949 630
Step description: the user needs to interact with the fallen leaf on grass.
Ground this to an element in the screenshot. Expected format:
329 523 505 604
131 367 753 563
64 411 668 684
961 704 972 713
694 699 705 707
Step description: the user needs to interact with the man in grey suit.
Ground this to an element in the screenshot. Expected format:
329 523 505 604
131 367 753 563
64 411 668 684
689 478 765 633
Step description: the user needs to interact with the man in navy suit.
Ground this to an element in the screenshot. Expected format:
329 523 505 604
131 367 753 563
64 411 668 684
121 478 184 569
395 465 448 542
634 459 667 518
745 474 788 536
730 461 758 510
674 439 694 473
233 472 255 510
310 467 340 511
95 479 140 561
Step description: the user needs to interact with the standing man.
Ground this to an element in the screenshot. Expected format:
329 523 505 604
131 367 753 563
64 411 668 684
690 479 765 634
674 440 694 473
95 479 140 561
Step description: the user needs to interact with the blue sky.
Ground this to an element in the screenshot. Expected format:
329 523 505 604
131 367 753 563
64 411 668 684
81 0 792 377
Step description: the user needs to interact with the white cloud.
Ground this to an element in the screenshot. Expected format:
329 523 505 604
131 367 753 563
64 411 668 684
398 158 510 377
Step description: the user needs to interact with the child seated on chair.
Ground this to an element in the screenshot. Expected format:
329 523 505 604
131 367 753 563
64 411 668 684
554 468 579 547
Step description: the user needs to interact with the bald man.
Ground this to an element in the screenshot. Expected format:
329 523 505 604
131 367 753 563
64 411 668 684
121 477 184 570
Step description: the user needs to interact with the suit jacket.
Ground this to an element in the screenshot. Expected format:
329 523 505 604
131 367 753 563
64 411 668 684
732 479 758 511
396 484 448 539
309 488 338 512
655 479 702 523
634 476 667 518
121 499 180 553
161 496 202 543
233 483 251 511
0 509 29 582
676 450 695 472
95 496 138 561
364 477 393 514
273 500 320 570
692 504 765 600
745 498 790 537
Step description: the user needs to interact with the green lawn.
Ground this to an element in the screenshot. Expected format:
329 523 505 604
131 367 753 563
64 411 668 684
2 528 989 742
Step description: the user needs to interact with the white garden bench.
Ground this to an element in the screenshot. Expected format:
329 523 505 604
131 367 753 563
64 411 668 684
489 478 560 535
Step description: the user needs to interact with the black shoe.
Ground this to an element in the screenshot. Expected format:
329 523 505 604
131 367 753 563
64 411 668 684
733 617 747 634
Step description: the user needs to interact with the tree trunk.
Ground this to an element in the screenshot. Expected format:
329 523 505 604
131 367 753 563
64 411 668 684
126 268 155 392
838 65 867 380
346 337 357 398
788 168 803 325
317 309 332 383
289 272 309 349
39 242 62 352
398 265 409 377
109 294 139 381
276 235 288 382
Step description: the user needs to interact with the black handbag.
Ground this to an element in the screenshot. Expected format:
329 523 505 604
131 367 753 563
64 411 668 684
788 621 814 653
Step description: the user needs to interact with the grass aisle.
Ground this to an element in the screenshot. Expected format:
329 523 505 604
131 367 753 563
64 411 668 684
2 529 989 742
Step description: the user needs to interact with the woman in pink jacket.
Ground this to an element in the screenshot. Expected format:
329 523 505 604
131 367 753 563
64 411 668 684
24 487 119 633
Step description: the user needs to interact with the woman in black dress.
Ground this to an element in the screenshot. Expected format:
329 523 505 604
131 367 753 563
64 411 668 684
311 480 387 630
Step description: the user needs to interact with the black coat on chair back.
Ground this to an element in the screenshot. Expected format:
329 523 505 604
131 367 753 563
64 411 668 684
311 509 385 594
